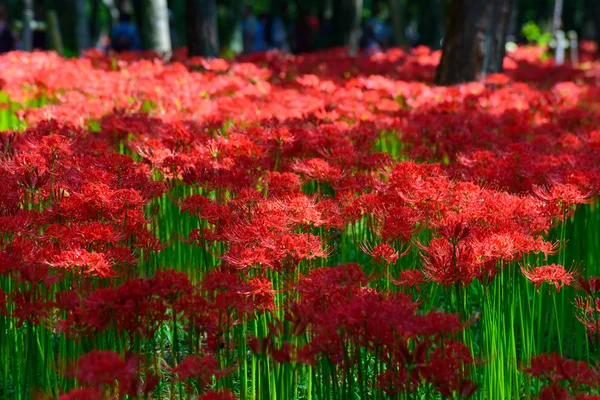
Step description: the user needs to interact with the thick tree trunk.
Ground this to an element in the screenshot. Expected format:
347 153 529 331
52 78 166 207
22 0 34 51
141 0 172 57
332 0 363 54
76 0 90 52
186 0 219 58
389 0 407 46
435 0 515 85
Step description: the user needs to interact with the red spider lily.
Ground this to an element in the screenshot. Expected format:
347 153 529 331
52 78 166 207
524 353 599 384
2 43 600 400
65 350 157 398
292 158 343 183
58 388 104 400
577 276 600 296
418 341 478 398
201 271 275 315
533 184 591 219
72 350 134 388
249 336 299 364
436 218 471 244
48 249 114 278
521 264 575 292
389 269 426 290
286 264 471 396
173 355 229 384
523 353 600 398
263 171 302 197
361 242 404 265
59 270 197 337
178 194 228 224
6 289 51 328
198 389 237 400
420 238 479 286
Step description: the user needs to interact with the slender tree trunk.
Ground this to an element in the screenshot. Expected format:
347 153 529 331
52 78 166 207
552 0 564 34
506 2 518 42
218 0 243 54
76 0 90 52
101 0 119 24
229 0 243 54
90 0 100 44
435 0 515 85
22 0 34 51
47 10 64 54
596 2 600 45
418 0 444 48
186 0 219 58
389 0 406 46
141 0 172 57
332 0 363 54
131 0 145 45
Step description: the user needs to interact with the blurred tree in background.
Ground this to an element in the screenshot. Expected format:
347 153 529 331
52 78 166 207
436 0 515 85
1 0 599 74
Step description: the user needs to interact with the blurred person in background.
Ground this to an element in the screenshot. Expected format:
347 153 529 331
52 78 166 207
360 22 381 55
242 6 257 53
0 2 15 53
264 4 290 52
242 8 268 53
253 13 269 52
365 3 392 48
109 9 141 53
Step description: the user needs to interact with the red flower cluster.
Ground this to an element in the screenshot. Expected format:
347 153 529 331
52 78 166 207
251 264 475 397
0 42 598 398
524 353 600 399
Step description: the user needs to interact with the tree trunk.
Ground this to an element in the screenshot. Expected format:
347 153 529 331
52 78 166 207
552 0 564 34
47 10 64 54
22 0 34 51
90 0 100 44
186 0 219 58
219 0 243 54
596 2 600 45
435 0 515 85
141 0 172 57
389 0 407 46
506 2 518 42
131 0 145 45
76 0 90 52
418 0 444 48
102 0 120 26
332 0 363 54
230 1 243 54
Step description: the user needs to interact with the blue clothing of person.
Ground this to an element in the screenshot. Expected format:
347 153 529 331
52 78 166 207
365 17 391 46
110 22 142 52
270 17 289 51
252 20 268 52
373 21 392 44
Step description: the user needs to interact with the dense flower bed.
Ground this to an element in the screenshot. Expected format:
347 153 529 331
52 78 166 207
0 43 600 399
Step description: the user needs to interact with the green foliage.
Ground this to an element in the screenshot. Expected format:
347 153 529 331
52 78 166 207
521 21 552 46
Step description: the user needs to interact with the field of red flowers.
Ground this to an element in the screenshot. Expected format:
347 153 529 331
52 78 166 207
1 43 600 399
